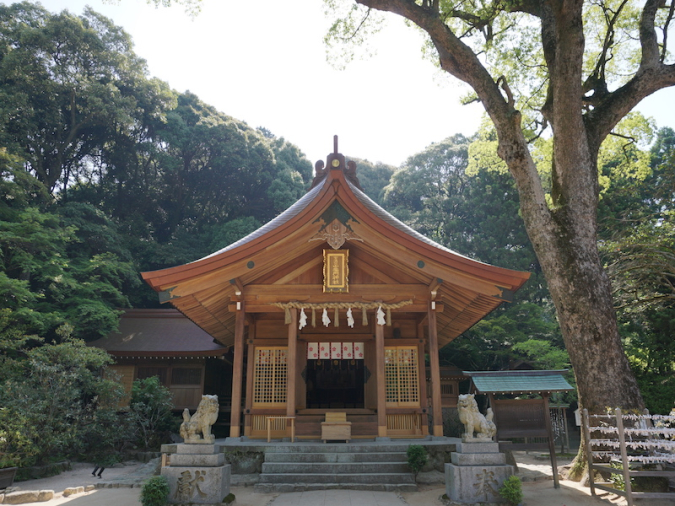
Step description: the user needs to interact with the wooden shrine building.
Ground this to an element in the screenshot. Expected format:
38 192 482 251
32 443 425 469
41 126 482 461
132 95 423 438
141 140 530 440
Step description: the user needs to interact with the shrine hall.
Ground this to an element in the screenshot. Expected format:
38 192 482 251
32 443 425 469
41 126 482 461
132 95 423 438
139 140 530 440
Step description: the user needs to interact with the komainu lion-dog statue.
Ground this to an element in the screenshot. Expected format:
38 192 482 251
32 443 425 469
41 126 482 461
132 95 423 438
457 393 497 442
180 394 219 444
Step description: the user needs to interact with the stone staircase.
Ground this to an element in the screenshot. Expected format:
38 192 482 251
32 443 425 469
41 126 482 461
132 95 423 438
253 443 417 492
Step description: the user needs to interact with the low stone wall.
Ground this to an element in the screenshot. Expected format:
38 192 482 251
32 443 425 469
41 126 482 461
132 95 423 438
222 449 265 474
124 451 162 463
0 489 54 504
424 445 455 473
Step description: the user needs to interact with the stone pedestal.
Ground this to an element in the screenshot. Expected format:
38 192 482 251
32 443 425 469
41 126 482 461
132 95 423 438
445 442 513 504
161 444 230 505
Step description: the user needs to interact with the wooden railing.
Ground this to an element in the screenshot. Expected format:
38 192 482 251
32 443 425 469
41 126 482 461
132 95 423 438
583 408 675 506
387 413 423 436
250 413 291 440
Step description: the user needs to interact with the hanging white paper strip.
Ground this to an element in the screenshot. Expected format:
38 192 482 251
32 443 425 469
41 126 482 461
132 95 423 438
299 308 307 330
346 307 355 328
322 308 331 327
376 306 386 326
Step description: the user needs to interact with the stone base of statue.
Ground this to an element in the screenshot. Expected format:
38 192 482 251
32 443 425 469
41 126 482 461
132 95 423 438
161 444 231 505
445 441 513 504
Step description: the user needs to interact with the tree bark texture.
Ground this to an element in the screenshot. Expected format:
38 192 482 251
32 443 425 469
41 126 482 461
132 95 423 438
356 0 675 414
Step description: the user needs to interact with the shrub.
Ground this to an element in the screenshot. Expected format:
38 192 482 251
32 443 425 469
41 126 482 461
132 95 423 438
0 407 38 468
129 377 178 450
0 337 116 465
141 475 169 506
498 475 523 506
406 444 428 478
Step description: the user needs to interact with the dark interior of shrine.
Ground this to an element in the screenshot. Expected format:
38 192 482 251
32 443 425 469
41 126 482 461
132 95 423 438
305 359 365 409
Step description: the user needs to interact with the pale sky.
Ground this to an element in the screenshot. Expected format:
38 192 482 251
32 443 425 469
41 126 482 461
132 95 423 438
10 0 675 167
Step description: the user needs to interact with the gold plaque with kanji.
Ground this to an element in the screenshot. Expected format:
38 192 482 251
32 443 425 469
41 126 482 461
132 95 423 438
323 249 349 293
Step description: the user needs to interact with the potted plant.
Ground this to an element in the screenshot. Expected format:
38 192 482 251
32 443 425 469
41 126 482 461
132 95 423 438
0 453 19 490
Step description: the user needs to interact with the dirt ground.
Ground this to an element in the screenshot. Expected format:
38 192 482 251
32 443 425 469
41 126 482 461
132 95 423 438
3 452 660 506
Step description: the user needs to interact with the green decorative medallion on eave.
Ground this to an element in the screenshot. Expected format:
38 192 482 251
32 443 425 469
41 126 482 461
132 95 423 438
313 200 359 231
493 287 514 302
159 286 178 303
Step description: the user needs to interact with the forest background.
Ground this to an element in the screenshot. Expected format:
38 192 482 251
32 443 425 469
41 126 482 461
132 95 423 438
0 1 674 467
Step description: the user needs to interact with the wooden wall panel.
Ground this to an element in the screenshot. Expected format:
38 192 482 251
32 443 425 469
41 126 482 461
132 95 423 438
106 365 135 408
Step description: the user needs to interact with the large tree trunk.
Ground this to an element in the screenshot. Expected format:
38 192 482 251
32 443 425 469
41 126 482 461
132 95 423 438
525 160 644 412
356 0 650 415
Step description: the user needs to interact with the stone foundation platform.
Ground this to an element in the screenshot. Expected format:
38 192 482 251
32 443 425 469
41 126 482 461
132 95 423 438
445 442 513 504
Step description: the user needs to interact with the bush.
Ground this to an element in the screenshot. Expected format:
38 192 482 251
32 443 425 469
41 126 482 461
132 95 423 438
0 337 117 465
0 407 38 468
498 475 523 506
129 377 178 450
141 475 169 506
406 444 428 478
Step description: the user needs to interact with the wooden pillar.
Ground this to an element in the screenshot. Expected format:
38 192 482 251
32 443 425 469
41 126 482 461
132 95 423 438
229 302 246 437
286 308 297 421
418 340 429 435
243 320 255 437
375 321 387 437
543 393 560 489
428 302 443 437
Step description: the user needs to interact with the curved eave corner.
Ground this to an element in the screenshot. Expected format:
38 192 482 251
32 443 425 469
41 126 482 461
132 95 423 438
141 173 333 292
142 145 531 300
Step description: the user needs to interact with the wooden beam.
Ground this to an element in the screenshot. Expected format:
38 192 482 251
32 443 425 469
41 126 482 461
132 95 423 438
229 278 244 298
429 278 443 300
163 224 324 297
349 221 505 297
375 322 387 438
227 302 444 313
240 284 429 298
543 393 561 489
353 239 432 284
350 250 403 284
428 302 443 437
243 319 256 437
272 255 323 285
417 337 429 436
229 301 246 437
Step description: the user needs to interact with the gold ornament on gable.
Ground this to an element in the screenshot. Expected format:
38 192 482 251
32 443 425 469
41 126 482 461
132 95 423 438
323 249 349 293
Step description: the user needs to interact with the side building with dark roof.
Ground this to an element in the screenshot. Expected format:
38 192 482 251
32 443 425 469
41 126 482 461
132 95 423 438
89 309 231 415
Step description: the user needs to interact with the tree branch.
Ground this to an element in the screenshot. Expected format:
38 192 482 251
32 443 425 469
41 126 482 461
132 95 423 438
585 0 675 148
356 0 553 250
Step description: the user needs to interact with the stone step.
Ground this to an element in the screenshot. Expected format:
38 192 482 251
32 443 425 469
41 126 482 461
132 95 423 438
261 462 410 474
258 472 416 485
254 482 418 493
264 452 407 463
261 444 416 453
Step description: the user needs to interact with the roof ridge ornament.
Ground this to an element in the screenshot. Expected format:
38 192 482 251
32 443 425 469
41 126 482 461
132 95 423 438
308 136 364 191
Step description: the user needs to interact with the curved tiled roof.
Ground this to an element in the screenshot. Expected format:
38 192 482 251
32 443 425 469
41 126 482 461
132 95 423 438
345 179 487 265
141 151 530 347
197 178 327 261
89 309 227 357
